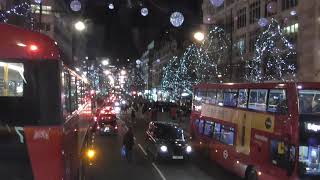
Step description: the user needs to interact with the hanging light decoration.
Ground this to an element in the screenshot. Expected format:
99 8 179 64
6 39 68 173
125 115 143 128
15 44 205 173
170 12 184 27
266 1 277 14
141 7 148 17
258 18 269 27
70 0 81 12
108 3 114 10
209 0 224 7
34 0 42 4
290 10 297 16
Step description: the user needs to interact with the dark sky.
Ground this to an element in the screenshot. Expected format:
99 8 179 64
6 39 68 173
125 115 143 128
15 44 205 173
83 0 202 65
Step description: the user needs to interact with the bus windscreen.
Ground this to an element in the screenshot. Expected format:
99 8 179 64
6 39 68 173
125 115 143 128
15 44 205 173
299 90 320 114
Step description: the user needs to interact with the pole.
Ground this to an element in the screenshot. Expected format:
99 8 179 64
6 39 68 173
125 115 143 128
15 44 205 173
229 8 233 82
39 2 42 31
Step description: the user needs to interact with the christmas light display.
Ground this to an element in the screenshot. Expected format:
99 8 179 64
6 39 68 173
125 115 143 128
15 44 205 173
246 19 297 82
126 66 145 92
161 56 180 100
160 26 232 99
0 2 31 23
199 26 230 83
176 44 201 95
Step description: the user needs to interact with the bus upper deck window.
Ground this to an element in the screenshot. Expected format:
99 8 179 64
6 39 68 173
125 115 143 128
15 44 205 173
238 89 248 108
299 90 320 113
0 62 24 97
248 89 268 111
268 89 287 113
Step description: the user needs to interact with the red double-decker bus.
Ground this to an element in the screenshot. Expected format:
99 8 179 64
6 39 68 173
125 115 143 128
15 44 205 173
190 82 320 180
0 24 95 180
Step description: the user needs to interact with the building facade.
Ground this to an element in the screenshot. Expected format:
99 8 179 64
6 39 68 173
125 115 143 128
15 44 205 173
203 0 320 82
150 36 179 89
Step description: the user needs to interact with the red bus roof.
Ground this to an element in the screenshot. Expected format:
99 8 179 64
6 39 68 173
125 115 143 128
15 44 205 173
0 23 60 60
194 82 320 90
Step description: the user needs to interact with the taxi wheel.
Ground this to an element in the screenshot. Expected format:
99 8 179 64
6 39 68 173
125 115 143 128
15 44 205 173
246 168 258 180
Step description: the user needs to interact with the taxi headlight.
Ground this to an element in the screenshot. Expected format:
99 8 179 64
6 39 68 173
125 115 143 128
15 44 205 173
160 145 168 152
186 145 192 153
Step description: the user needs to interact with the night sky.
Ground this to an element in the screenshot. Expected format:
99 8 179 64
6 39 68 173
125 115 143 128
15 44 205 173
82 0 202 65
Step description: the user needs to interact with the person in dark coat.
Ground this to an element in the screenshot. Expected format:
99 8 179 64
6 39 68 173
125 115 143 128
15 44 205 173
131 108 136 123
123 127 134 162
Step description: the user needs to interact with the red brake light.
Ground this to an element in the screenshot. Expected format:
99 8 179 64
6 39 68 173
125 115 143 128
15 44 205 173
29 44 38 51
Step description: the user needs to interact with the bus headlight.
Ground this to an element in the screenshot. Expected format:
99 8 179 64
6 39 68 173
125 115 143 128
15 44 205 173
86 149 96 159
160 145 168 152
186 145 192 153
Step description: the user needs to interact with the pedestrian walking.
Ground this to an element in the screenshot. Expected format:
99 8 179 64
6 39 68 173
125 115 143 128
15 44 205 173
123 127 134 163
131 108 136 124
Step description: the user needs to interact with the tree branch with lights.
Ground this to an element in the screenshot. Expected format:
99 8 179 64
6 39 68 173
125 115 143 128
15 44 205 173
246 19 297 82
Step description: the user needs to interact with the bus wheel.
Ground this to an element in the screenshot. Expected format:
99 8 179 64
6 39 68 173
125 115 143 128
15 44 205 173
246 167 258 180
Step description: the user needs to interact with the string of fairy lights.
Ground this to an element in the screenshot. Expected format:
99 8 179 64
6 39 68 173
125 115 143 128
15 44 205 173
0 2 31 23
161 18 297 100
246 19 296 82
161 26 232 100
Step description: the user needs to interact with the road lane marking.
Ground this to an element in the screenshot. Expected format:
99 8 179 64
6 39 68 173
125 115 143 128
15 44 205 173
138 144 147 156
152 162 167 180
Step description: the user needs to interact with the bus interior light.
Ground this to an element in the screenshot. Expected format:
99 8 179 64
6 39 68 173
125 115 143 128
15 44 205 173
17 42 27 47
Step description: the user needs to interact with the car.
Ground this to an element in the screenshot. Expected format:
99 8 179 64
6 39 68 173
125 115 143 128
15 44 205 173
96 114 118 135
145 121 192 161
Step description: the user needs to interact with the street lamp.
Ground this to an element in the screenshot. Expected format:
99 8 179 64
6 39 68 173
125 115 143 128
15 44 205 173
102 59 109 66
194 31 205 42
74 21 86 31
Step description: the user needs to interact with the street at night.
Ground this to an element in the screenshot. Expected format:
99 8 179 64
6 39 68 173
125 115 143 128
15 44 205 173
1 0 320 180
87 112 240 180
